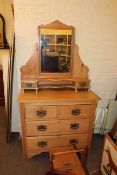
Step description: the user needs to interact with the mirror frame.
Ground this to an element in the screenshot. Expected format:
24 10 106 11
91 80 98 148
38 20 75 78
20 20 90 91
0 14 9 49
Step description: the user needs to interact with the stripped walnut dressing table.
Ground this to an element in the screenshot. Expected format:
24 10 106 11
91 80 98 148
18 20 100 159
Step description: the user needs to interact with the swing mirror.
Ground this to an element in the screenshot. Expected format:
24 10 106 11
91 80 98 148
38 20 75 77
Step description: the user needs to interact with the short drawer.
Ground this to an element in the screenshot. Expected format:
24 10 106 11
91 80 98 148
59 119 90 133
58 133 89 148
25 121 60 136
26 133 88 152
26 136 59 151
25 105 57 120
59 105 93 119
21 81 37 89
25 119 90 136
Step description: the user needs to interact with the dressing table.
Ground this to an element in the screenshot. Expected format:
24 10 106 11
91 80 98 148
18 20 100 159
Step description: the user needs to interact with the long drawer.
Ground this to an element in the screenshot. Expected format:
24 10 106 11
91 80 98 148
26 133 89 151
25 105 58 120
25 119 90 136
59 105 93 119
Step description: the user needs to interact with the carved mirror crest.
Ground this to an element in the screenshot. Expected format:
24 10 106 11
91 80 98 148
0 14 9 49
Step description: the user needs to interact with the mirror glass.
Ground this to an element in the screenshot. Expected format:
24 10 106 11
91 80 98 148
40 29 72 73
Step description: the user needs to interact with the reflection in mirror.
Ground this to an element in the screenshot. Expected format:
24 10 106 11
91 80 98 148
40 29 72 73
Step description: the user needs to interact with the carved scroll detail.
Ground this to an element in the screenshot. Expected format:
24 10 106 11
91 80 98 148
20 43 39 80
73 44 89 79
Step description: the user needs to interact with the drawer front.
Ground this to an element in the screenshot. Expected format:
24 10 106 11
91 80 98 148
59 119 90 133
25 121 60 136
25 105 57 120
26 133 88 152
25 119 90 136
21 81 37 88
58 133 89 148
59 105 93 119
26 136 59 151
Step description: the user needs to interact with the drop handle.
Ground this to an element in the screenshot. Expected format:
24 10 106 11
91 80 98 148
37 125 47 131
37 141 47 147
69 139 78 145
36 110 46 117
70 123 79 130
72 109 81 115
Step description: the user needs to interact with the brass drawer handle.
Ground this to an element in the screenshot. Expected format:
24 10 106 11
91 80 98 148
26 83 32 87
37 125 47 131
37 141 47 147
69 139 78 145
36 110 46 117
72 109 80 115
70 123 79 130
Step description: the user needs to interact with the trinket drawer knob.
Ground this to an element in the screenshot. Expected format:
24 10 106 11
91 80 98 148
26 83 32 87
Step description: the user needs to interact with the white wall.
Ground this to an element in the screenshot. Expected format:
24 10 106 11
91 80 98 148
14 0 117 131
